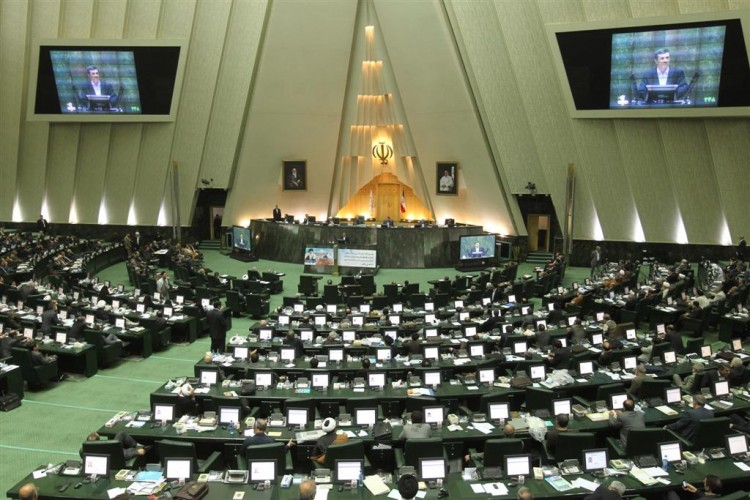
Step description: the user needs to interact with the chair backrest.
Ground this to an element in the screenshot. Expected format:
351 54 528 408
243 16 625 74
245 442 286 464
324 440 365 469
554 432 597 461
482 439 524 467
81 440 126 470
684 337 704 355
404 396 438 415
156 439 197 469
318 401 340 419
11 347 33 377
346 397 380 415
596 383 626 402
284 398 316 422
624 428 673 456
524 387 556 411
691 417 732 449
403 438 443 469
638 379 671 399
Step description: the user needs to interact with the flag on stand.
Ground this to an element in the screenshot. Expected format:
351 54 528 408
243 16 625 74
400 190 406 214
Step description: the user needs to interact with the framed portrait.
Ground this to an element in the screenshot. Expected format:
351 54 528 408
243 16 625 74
283 160 306 191
436 162 458 195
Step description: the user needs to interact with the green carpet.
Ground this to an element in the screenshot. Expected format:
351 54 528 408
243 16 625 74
0 252 714 494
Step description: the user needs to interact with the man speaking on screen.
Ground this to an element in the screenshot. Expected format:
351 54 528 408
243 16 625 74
637 48 689 101
79 65 118 110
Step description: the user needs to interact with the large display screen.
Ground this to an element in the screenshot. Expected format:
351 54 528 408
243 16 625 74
550 14 750 117
232 226 251 252
28 39 187 122
459 235 496 261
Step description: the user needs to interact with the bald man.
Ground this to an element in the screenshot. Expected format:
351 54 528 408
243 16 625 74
19 483 38 500
299 479 316 500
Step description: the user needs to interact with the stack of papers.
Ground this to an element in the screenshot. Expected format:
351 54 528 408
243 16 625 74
655 405 678 416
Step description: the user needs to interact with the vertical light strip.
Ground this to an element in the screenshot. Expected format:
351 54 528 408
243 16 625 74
68 200 78 225
632 210 645 243
591 209 604 241
40 197 49 223
674 212 688 244
719 217 732 246
12 197 22 222
126 202 137 226
97 197 108 225
157 200 168 227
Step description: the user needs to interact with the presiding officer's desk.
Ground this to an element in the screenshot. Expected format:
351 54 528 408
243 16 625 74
8 458 750 499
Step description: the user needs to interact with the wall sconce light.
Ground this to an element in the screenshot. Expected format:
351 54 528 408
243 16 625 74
372 142 393 165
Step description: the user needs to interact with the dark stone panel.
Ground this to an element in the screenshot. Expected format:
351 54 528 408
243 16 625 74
568 240 739 267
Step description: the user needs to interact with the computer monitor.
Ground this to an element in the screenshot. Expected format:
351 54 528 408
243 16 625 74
389 315 401 325
595 312 604 322
568 316 578 326
376 348 391 362
55 332 67 344
478 367 495 384
423 406 444 426
85 314 95 326
457 311 469 322
558 338 568 347
507 295 516 303
278 315 290 326
200 369 218 385
424 327 438 338
368 372 386 388
726 434 749 456
658 441 682 463
352 315 364 326
383 330 398 343
175 295 184 304
513 341 527 354
665 387 682 404
662 351 677 365
578 361 594 376
464 325 478 337
249 460 277 483
153 292 161 301
255 372 273 388
200 298 209 308
22 327 33 340
335 460 363 484
328 348 344 363
298 329 313 343
59 310 68 320
423 346 439 360
280 348 296 361
165 458 192 481
219 407 240 425
392 303 403 312
153 404 175 422
547 303 556 312
326 304 337 314
609 393 628 411
425 313 437 324
504 454 532 478
342 330 356 343
115 317 125 329
418 458 446 481
626 328 637 340
422 370 442 386
355 408 377 426
530 365 546 381
713 380 730 397
287 408 308 428
293 304 304 313
424 302 434 311
623 356 637 371
313 315 327 327
656 324 666 334
359 304 371 313
582 449 608 472
83 454 110 477
521 306 531 315
536 319 547 330
136 303 146 313
552 398 572 416
258 328 273 341
488 402 510 422
163 306 173 317
700 345 712 358
312 373 330 389
233 346 249 359
454 300 464 309
591 333 603 345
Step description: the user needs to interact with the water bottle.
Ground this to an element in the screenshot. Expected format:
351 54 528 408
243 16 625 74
662 455 669 470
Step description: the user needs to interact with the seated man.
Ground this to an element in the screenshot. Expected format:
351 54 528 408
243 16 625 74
608 399 645 447
665 394 713 440
545 414 570 456
311 418 348 463
85 431 146 459
397 411 431 440
242 418 293 452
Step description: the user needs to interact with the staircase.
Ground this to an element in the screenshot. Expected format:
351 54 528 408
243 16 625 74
526 251 553 264
197 240 221 250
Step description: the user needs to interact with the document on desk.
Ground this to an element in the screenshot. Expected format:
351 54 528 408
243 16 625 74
570 478 598 492
107 487 128 499
734 462 750 471
483 482 509 496
363 475 390 496
641 467 668 477
471 422 495 435
470 484 485 494
655 405 678 416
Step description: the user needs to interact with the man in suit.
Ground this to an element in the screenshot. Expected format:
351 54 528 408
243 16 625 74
590 246 601 277
207 300 228 353
40 302 60 336
68 316 87 341
547 339 571 369
272 205 282 221
36 215 48 234
79 65 118 110
637 48 688 101
608 399 645 447
737 236 747 261
665 394 713 440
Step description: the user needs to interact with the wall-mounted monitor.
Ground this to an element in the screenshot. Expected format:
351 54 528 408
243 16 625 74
548 12 750 118
28 39 187 122
459 235 497 261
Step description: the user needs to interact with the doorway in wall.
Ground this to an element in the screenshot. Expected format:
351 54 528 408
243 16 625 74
515 194 561 255
191 188 228 242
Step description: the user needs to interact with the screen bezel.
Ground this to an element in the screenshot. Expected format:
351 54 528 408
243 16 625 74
83 454 110 477
546 11 750 118
28 38 188 122
582 448 609 472
249 459 277 483
334 459 364 484
164 457 193 480
504 454 532 478
418 458 446 480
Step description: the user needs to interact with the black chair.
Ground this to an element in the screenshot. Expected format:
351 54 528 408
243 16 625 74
469 438 524 468
678 417 732 450
395 438 446 469
606 427 675 458
318 401 341 419
156 439 222 473
240 442 293 472
637 379 672 400
246 294 269 319
81 439 139 470
225 291 245 317
11 347 59 390
84 330 122 367
683 337 705 356
544 432 597 462
313 440 369 471
524 387 557 411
